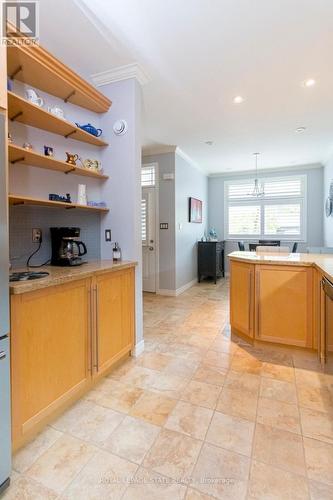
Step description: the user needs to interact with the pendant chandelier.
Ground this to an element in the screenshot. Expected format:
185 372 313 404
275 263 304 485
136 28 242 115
250 152 265 197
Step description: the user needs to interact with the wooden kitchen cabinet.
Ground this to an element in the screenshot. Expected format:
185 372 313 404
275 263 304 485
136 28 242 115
255 265 313 347
93 268 135 379
11 278 92 450
230 260 255 338
10 266 135 450
0 45 7 110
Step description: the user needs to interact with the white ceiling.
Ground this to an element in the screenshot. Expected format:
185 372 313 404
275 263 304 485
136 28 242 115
39 0 333 174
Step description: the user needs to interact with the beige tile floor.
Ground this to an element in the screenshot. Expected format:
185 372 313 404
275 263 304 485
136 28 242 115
4 278 333 499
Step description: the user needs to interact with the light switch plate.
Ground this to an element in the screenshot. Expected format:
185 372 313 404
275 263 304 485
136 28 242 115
160 223 168 230
105 229 112 241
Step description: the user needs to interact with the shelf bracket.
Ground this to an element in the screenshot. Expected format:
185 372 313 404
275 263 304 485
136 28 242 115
64 130 76 139
64 90 76 103
11 156 25 164
65 205 75 209
12 201 24 206
10 111 23 122
64 167 75 174
9 65 23 79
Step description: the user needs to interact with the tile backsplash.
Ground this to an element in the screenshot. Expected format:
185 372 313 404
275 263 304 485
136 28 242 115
9 206 101 268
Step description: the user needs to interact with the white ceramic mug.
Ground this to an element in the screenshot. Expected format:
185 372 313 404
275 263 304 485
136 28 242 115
25 88 44 107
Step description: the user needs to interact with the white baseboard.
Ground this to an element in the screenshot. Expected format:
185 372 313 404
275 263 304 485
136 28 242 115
131 339 145 357
157 278 197 297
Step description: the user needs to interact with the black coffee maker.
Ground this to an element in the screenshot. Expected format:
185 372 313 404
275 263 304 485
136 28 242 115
50 227 87 266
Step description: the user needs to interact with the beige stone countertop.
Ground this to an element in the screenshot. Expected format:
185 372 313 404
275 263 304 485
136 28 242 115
10 260 137 295
228 251 333 281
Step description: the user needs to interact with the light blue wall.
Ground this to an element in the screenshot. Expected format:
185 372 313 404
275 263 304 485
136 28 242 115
142 152 176 290
324 157 333 246
142 151 208 291
175 154 208 289
208 166 324 272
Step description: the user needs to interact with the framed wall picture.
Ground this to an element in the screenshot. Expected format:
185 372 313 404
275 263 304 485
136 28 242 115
189 197 202 223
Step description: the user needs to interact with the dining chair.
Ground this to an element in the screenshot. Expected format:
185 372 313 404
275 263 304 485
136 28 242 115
259 240 280 246
249 243 258 252
256 246 290 253
238 241 245 251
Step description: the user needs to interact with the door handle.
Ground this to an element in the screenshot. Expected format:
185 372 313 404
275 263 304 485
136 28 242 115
0 351 6 360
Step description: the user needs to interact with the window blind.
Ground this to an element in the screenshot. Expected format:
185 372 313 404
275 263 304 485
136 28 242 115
225 175 306 240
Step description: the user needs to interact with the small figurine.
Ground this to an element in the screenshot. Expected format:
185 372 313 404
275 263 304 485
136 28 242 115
44 145 54 156
8 133 13 144
23 142 33 150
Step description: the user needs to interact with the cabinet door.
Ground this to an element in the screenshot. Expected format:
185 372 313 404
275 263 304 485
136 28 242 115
94 268 135 378
230 261 254 338
11 279 91 449
256 266 313 347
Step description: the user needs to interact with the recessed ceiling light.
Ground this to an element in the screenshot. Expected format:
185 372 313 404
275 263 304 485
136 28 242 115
303 78 316 87
233 95 244 104
295 126 306 133
205 140 214 146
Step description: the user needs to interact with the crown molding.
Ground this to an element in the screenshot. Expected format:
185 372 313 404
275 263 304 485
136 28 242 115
91 63 150 87
175 147 206 175
142 145 206 175
208 162 323 178
142 145 177 156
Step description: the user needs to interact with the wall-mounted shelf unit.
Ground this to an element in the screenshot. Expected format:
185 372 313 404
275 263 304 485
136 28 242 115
9 194 109 213
9 144 109 180
7 43 111 113
8 92 108 147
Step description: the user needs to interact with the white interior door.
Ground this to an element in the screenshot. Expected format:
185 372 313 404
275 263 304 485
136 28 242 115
142 187 156 292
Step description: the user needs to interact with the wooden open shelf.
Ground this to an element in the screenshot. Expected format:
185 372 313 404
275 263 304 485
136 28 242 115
8 92 108 147
9 194 109 213
8 144 109 180
7 43 111 113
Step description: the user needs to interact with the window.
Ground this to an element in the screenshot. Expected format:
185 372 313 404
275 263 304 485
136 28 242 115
141 166 155 187
224 175 307 240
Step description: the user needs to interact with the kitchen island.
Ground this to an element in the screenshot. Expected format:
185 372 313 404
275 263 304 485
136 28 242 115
10 260 136 450
229 252 333 360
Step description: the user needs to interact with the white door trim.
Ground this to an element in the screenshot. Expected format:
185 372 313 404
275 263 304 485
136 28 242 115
142 162 159 292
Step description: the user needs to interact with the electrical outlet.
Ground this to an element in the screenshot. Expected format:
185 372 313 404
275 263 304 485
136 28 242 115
32 228 42 242
105 229 112 242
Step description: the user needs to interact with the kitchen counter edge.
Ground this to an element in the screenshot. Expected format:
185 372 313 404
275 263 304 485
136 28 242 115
228 252 333 282
10 260 138 295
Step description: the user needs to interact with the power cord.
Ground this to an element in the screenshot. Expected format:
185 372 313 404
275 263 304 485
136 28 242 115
26 237 51 268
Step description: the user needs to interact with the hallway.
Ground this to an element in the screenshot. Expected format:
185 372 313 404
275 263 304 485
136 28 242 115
5 279 333 499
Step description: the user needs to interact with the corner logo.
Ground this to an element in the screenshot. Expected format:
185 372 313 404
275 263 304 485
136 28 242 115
1 1 39 45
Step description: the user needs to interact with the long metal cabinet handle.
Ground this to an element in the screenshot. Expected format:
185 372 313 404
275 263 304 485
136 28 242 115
88 289 92 373
256 270 260 337
0 351 6 360
94 286 99 372
248 271 252 331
